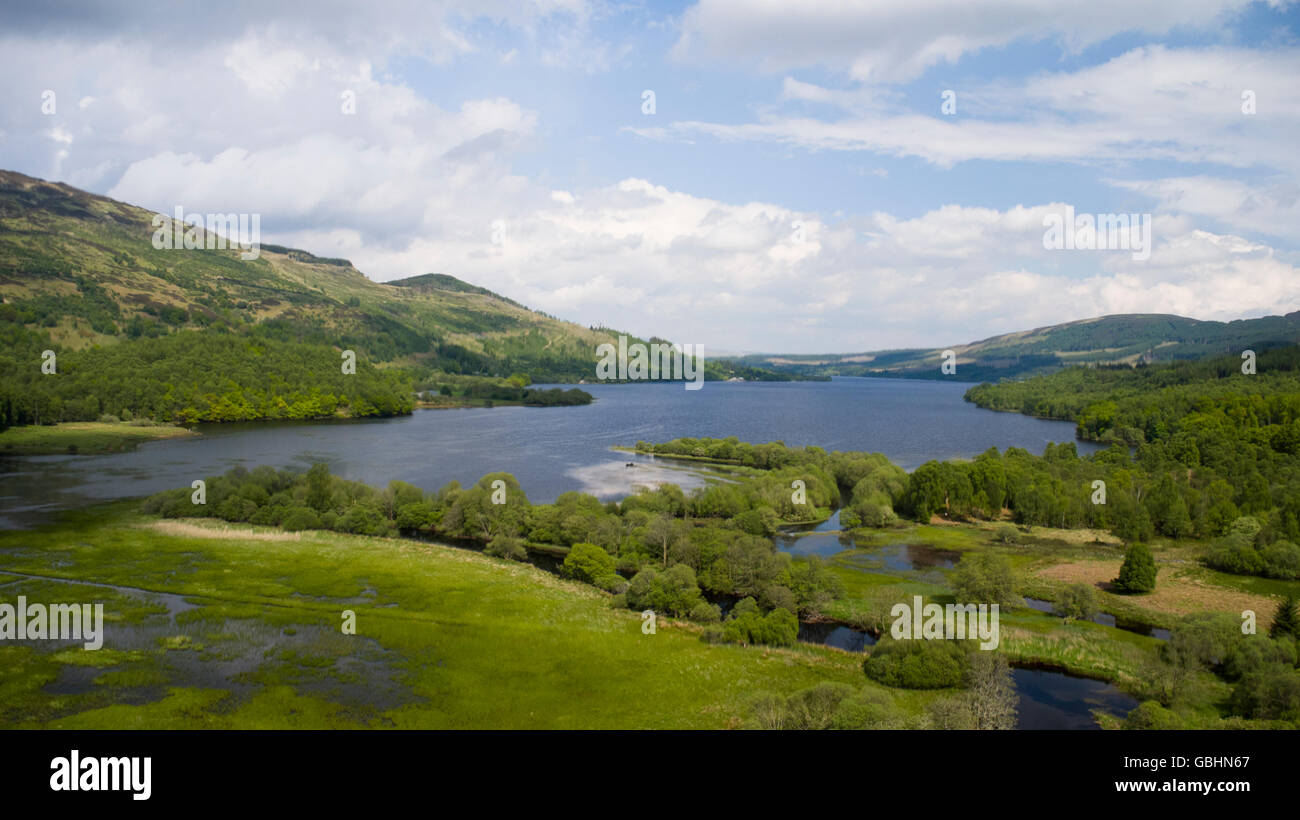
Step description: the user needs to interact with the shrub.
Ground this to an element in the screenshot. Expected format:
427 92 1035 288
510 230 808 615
1113 542 1157 593
747 684 910 730
1123 700 1185 729
862 636 970 689
1261 541 1300 580
1206 534 1266 576
625 565 705 617
281 507 322 531
337 503 388 536
951 552 1018 607
486 535 527 561
594 573 629 594
1161 613 1239 671
1224 635 1297 681
721 598 798 646
1055 583 1098 622
688 601 722 623
1228 664 1300 720
562 542 616 584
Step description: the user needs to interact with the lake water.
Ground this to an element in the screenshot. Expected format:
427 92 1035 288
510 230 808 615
0 377 1097 528
1 376 1128 728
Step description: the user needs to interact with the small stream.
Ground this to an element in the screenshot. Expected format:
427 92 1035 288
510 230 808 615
1024 597 1171 640
1013 667 1139 730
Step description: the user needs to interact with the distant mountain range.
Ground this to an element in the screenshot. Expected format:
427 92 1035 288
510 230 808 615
3 169 1295 387
722 312 1300 382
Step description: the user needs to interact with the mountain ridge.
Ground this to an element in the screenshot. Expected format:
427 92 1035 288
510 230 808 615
724 311 1300 381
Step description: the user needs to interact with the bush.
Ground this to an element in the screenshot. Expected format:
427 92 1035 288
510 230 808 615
337 503 388 536
1113 542 1157 593
562 542 617 584
486 535 527 561
950 552 1018 607
1161 613 1239 672
721 597 798 646
1260 541 1300 580
281 507 321 531
1228 664 1300 720
748 684 910 730
625 565 705 617
1055 583 1098 622
1223 635 1297 681
1206 534 1266 577
1123 700 1185 729
862 636 970 689
688 601 722 623
992 524 1020 545
594 573 629 594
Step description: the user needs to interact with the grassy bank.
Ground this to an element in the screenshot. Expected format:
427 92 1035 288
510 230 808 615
0 421 197 455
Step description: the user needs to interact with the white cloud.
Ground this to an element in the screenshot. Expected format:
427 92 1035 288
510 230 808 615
0 1 1295 355
673 0 1287 81
1111 175 1300 242
659 45 1300 172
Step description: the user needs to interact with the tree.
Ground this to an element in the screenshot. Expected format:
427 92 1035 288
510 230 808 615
1113 543 1157 593
562 542 616 584
966 651 1019 729
951 552 1019 607
644 513 688 568
1271 594 1300 640
442 473 530 541
306 462 334 512
1056 582 1098 622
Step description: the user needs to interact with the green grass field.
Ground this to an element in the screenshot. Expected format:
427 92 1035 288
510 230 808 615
0 503 926 729
0 422 196 455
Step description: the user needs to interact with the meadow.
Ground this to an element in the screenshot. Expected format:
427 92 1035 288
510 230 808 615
0 502 934 729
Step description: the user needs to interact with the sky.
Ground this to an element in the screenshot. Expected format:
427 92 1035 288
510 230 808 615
2 0 1299 354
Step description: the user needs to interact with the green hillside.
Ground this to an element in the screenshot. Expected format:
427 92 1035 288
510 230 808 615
0 169 624 379
0 170 798 432
727 313 1300 382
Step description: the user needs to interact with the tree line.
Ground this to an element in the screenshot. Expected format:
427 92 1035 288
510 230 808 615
142 462 848 649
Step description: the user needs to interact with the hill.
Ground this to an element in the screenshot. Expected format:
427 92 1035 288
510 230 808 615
0 169 625 381
0 170 801 431
726 313 1300 382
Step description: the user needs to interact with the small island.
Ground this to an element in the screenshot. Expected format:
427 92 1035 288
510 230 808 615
416 383 593 409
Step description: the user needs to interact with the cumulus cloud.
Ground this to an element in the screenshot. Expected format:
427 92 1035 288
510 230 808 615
0 1 1295 355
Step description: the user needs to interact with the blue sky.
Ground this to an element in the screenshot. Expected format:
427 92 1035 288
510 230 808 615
2 0 1299 352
